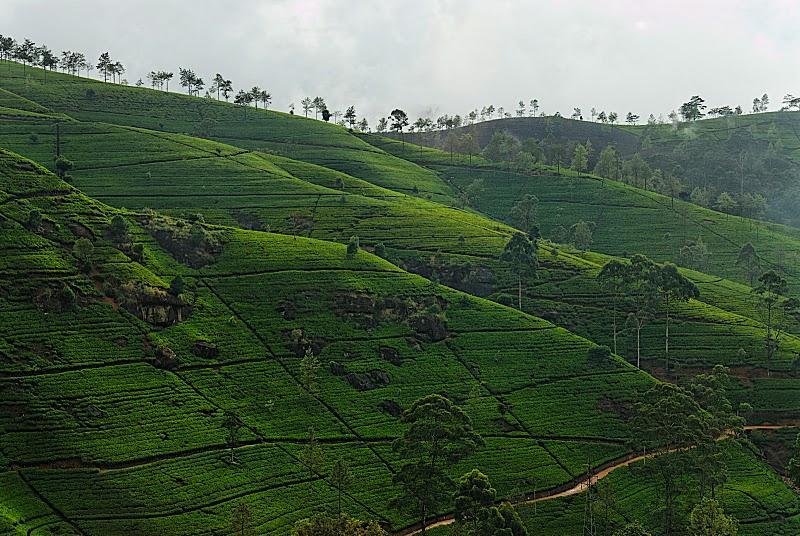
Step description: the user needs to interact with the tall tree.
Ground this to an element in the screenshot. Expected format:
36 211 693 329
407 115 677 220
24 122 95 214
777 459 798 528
96 51 112 82
658 263 699 372
392 395 483 533
330 458 352 516
624 255 661 368
453 470 527 536
179 67 197 94
680 95 707 121
715 192 738 217
212 73 225 100
752 270 797 375
593 145 619 180
231 503 254 536
735 243 760 286
390 109 409 147
223 411 243 464
632 383 712 536
300 426 325 496
687 498 738 536
259 90 271 109
598 259 628 355
344 105 357 129
510 194 539 238
301 97 313 117
312 96 326 119
0 35 16 63
571 143 589 174
220 79 233 100
249 87 261 108
501 233 538 311
570 220 595 251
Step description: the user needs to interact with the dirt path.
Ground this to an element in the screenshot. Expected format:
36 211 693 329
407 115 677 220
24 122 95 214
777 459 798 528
398 425 795 535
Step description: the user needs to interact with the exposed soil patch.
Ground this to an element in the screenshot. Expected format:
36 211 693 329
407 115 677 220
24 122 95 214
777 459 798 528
333 292 449 341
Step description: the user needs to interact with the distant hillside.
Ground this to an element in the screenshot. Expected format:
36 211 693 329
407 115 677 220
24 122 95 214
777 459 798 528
405 112 800 226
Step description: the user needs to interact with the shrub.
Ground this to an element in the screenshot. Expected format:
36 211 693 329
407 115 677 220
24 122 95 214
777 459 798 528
54 156 74 179
109 215 130 244
72 238 94 271
347 236 359 257
29 133 38 144
27 209 42 230
59 284 77 311
169 276 185 296
374 242 386 258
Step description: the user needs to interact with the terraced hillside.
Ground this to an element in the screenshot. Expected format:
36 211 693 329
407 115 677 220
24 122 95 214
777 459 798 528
2 62 800 423
404 111 800 226
0 149 658 533
1 59 800 534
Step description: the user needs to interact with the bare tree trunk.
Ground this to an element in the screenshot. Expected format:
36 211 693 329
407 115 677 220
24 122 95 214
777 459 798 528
612 303 618 355
665 297 670 372
518 276 523 311
636 324 641 369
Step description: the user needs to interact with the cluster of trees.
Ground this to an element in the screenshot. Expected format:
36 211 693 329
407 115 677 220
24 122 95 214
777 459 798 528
177 67 205 96
469 132 719 231
631 368 744 535
287 374 745 536
688 188 767 221
0 35 95 79
598 255 699 370
145 70 175 91
95 52 124 83
281 393 527 535
390 394 526 535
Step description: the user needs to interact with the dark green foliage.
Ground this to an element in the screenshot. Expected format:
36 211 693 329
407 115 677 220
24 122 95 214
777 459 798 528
54 154 73 178
109 214 129 244
588 345 612 365
26 208 42 230
453 470 527 536
788 433 800 487
293 513 385 535
72 236 94 271
613 522 652 536
169 275 185 296
392 395 483 530
347 235 360 257
687 498 737 536
500 233 537 310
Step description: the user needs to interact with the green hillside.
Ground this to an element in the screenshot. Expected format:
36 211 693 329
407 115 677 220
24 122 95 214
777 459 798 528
4 62 800 422
0 149 655 533
404 112 800 226
1 57 800 535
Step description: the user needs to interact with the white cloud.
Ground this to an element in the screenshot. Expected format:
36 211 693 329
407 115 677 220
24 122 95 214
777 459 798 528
2 0 799 122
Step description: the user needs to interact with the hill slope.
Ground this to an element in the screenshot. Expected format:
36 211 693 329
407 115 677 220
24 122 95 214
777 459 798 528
0 148 658 534
2 64 800 423
404 112 800 226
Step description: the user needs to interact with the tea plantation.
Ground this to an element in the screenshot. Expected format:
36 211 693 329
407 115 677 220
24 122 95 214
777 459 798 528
1 59 799 535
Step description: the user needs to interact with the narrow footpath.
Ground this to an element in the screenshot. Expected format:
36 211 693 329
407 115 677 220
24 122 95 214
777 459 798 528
398 425 795 535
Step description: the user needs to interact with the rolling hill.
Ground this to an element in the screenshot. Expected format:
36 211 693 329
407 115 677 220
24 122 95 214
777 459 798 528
1 58 799 535
404 111 800 226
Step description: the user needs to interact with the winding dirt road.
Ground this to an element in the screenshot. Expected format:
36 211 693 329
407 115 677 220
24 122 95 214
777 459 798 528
398 425 795 535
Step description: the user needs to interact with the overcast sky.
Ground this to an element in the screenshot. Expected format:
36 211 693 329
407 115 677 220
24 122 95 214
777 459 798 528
4 0 800 123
